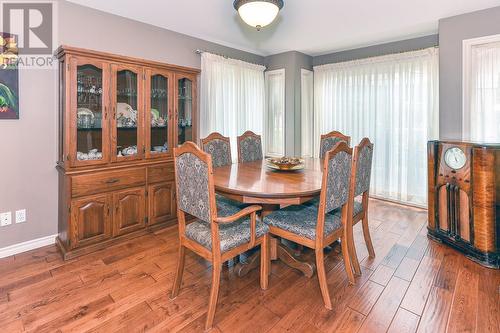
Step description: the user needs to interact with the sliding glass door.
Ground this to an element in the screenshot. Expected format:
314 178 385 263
314 48 439 206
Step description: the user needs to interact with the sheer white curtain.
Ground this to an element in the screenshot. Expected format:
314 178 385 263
200 53 266 161
301 69 314 157
465 41 500 142
265 69 285 157
314 48 439 206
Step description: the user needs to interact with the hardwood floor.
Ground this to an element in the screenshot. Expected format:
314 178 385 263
1 199 498 332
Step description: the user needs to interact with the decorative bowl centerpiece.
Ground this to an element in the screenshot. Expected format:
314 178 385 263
266 157 305 171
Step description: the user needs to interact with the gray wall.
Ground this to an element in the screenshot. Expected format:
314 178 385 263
265 51 313 156
438 6 500 139
0 1 265 248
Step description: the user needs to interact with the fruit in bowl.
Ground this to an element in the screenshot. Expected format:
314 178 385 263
266 157 305 171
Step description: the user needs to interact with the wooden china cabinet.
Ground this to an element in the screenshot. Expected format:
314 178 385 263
56 46 199 259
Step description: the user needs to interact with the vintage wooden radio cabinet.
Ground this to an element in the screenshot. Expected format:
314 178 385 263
56 46 199 259
428 140 500 268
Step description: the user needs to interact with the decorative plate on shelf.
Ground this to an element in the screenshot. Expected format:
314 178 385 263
266 157 305 171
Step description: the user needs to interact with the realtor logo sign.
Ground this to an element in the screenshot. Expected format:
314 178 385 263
1 1 57 68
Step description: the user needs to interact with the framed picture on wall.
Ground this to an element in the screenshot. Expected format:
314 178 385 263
0 33 19 120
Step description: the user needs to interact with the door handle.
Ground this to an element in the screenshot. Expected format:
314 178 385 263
105 178 120 184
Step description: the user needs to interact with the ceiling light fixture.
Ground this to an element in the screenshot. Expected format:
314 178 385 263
233 0 284 31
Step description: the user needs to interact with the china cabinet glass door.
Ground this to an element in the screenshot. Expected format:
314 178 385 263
145 70 171 158
176 75 195 146
111 65 143 161
71 59 109 166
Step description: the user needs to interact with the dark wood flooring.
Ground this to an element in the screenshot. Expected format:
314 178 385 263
0 199 498 332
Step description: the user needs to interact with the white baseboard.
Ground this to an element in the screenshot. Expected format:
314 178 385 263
0 234 57 259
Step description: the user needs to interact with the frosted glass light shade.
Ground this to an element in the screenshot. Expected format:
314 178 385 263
234 0 283 30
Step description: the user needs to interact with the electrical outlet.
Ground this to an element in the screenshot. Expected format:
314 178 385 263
1 212 12 226
15 209 26 223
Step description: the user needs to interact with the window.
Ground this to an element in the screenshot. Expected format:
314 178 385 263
314 48 439 206
265 69 285 157
199 53 266 161
463 35 500 142
301 69 314 157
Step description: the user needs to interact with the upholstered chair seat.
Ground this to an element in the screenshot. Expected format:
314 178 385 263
186 213 269 253
264 205 339 240
304 197 364 216
264 201 363 240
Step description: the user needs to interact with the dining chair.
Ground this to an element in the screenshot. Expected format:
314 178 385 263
201 131 246 210
237 130 263 163
319 131 351 159
201 132 247 264
170 142 270 330
347 138 375 276
201 132 232 168
264 141 355 310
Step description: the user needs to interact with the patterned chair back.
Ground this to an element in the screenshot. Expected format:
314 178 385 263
174 142 215 223
237 131 263 163
201 132 232 168
321 141 353 214
353 138 374 197
319 131 351 159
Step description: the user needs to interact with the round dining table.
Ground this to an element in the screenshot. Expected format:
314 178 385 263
213 157 324 278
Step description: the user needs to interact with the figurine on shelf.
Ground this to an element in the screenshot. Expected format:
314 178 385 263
121 145 137 156
156 117 166 127
77 149 102 161
116 103 137 128
151 116 166 127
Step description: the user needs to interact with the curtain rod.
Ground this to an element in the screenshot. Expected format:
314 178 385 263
195 49 266 68
195 49 228 59
314 45 439 69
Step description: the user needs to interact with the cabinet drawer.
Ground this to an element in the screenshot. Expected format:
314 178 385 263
148 163 174 184
72 168 146 197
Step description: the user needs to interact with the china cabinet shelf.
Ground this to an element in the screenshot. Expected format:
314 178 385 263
57 46 198 259
77 127 103 131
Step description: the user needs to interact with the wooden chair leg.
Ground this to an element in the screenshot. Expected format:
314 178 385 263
171 245 186 299
205 261 222 330
341 236 355 285
347 224 361 276
260 234 270 290
362 216 375 258
315 248 332 310
349 237 362 276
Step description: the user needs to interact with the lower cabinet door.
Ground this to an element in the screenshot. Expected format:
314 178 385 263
148 182 176 225
71 194 112 248
113 187 146 236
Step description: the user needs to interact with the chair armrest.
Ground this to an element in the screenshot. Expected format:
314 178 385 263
214 205 262 224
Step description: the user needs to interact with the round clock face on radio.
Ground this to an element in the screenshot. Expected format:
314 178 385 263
444 147 467 170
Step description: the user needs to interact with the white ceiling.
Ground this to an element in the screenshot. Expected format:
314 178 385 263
67 0 500 56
